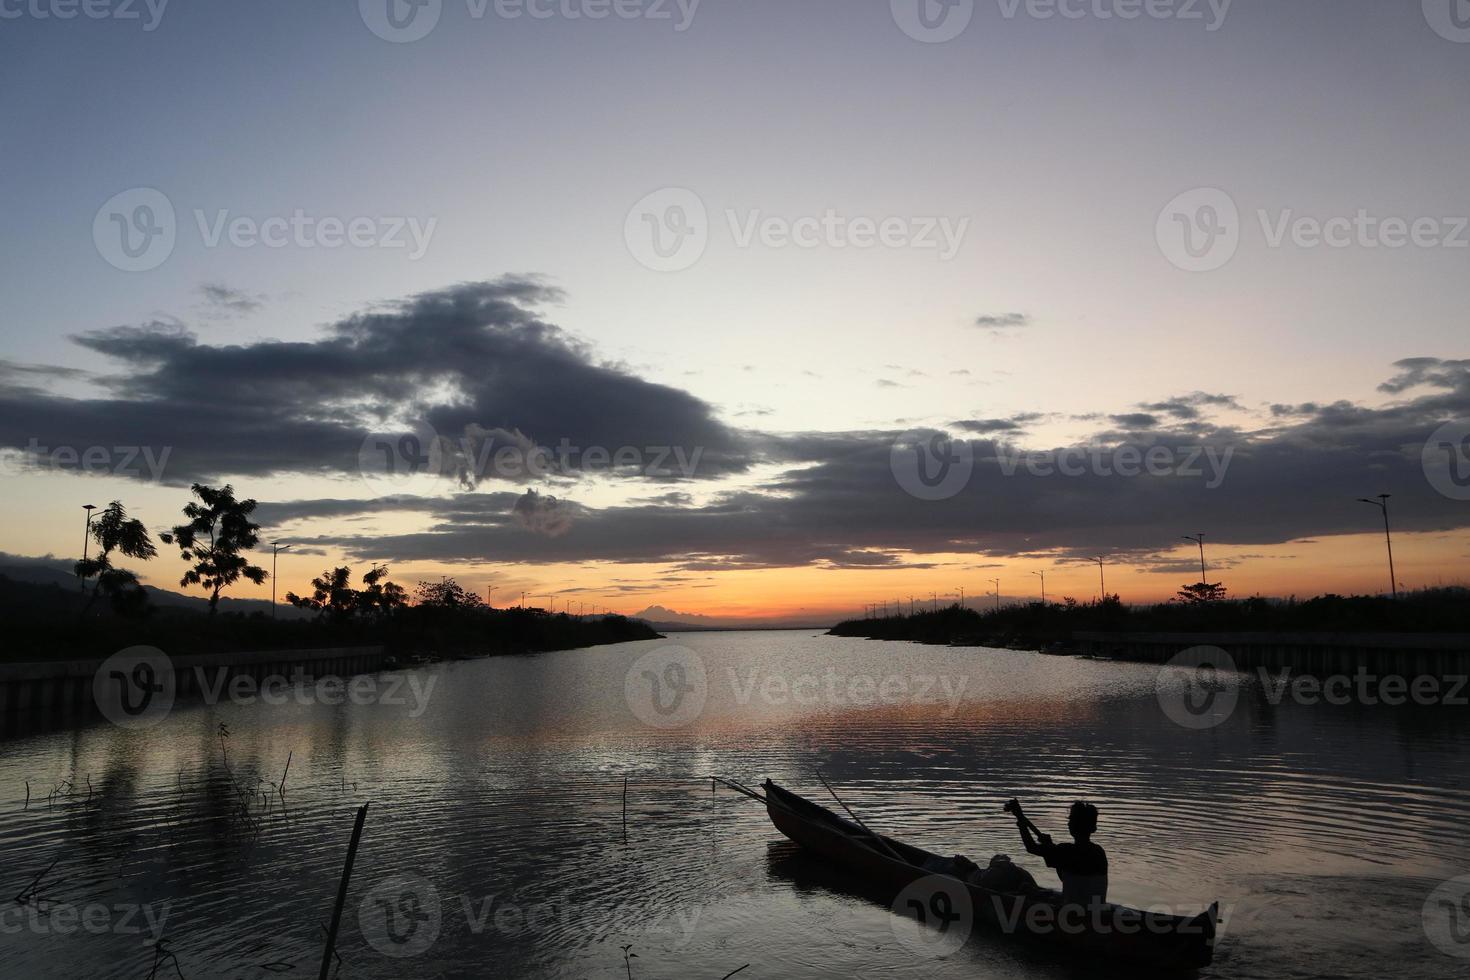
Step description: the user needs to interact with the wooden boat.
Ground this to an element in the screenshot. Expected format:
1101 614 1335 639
761 780 1217 971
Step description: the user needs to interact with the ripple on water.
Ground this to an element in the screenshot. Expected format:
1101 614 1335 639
1 632 1468 978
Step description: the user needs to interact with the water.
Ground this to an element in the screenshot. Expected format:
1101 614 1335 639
2 631 1468 978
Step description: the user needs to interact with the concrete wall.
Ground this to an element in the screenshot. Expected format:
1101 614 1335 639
0 646 391 722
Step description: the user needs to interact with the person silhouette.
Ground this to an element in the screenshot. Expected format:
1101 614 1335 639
1005 798 1108 907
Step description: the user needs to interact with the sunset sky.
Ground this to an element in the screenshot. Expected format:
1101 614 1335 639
2 0 1467 621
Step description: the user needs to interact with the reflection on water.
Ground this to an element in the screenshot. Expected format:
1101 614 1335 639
1 631 1468 978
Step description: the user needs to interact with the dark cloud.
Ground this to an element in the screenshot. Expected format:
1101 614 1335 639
973 313 1030 331
1 277 749 484
953 417 1025 433
288 360 1470 571
1138 392 1242 420
6 278 1468 579
0 360 87 383
1270 402 1321 417
1378 357 1470 396
512 489 575 537
199 283 264 317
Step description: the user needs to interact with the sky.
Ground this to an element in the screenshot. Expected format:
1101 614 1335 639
1 0 1468 621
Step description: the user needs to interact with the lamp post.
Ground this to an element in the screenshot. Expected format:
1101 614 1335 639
1033 570 1046 605
79 504 96 591
1357 494 1398 599
990 578 1001 613
1092 557 1106 602
271 542 290 617
1182 533 1206 584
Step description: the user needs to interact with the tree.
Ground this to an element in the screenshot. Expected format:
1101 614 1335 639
413 577 483 609
74 500 156 617
159 484 267 615
287 566 357 622
359 565 408 616
287 564 407 622
1175 581 1228 604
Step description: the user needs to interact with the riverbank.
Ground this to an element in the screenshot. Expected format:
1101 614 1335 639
828 588 1470 666
1 573 662 664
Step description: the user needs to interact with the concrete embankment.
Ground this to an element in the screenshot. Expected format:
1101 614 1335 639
0 646 390 729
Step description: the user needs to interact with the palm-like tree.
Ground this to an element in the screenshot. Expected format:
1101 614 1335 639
74 500 156 614
160 483 267 615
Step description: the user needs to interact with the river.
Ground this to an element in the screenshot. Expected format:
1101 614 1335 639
1 631 1467 978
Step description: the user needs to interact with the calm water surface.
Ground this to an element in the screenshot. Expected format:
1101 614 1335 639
2 631 1468 978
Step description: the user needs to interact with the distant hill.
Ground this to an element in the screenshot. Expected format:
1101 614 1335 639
630 604 831 631
0 552 313 620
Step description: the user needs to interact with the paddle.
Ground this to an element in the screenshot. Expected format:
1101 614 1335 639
1003 798 1052 846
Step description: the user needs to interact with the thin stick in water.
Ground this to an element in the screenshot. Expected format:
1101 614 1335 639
280 751 292 796
318 803 369 980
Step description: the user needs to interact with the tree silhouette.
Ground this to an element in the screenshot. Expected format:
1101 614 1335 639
73 500 156 616
359 564 408 616
287 566 357 622
159 483 267 615
413 577 483 609
287 564 407 622
1175 581 1228 604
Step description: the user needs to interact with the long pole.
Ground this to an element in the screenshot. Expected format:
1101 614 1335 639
271 543 290 617
80 504 96 591
1033 570 1045 605
991 578 1001 612
1358 495 1398 598
1093 557 1106 601
1182 534 1206 584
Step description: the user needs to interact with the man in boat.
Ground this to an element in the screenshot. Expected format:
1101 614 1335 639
1005 798 1108 907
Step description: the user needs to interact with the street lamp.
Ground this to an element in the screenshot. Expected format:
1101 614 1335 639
1357 494 1398 599
1181 533 1206 584
271 543 290 617
1033 570 1046 605
79 504 96 591
1092 557 1107 602
990 577 1001 613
